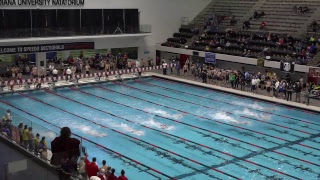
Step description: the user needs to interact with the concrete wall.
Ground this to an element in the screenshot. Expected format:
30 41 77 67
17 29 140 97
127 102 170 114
1 0 212 60
160 51 308 81
0 137 58 180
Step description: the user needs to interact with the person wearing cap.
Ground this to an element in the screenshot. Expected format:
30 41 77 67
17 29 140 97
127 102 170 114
118 169 128 180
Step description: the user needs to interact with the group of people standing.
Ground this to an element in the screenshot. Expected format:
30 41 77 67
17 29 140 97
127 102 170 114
161 58 313 104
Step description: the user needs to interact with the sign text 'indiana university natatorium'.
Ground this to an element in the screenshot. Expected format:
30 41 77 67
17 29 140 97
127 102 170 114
0 0 84 6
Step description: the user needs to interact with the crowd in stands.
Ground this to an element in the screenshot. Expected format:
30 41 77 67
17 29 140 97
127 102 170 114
161 59 317 104
188 30 318 64
293 5 310 15
0 52 155 90
0 109 49 160
1 122 129 180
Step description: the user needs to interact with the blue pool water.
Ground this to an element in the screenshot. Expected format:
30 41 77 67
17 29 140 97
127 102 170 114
0 77 320 180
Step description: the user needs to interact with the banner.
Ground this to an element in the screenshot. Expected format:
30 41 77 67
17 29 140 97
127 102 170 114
0 42 94 55
205 52 216 64
280 61 294 73
257 57 264 67
308 68 320 77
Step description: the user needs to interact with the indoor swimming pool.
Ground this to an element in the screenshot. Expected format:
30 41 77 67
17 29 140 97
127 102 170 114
0 77 319 180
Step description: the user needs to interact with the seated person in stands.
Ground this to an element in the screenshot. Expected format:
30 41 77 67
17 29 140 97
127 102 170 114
242 49 247 56
309 43 316 54
260 21 266 29
253 10 259 19
245 50 251 57
225 41 231 49
260 11 265 17
230 15 237 26
310 19 318 32
298 6 303 14
310 36 315 42
302 5 309 13
243 20 251 30
276 38 284 49
292 5 298 14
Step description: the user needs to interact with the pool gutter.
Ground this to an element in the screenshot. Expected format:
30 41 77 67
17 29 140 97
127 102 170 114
148 72 320 114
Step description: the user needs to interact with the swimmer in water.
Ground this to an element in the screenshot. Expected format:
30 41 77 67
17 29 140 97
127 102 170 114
160 124 168 129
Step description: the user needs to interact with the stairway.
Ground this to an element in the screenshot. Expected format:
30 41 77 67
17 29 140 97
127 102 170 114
308 53 320 67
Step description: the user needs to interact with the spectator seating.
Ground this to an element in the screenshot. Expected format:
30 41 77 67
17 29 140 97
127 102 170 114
249 0 320 35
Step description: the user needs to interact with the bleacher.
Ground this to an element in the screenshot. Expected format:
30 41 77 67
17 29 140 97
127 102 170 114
249 0 320 35
162 0 320 67
192 0 259 30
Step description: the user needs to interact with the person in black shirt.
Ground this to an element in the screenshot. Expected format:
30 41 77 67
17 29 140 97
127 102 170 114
295 82 302 103
286 81 293 101
202 68 208 83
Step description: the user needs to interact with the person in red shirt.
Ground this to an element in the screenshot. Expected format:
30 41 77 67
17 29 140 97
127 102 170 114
86 157 99 178
118 169 128 180
107 168 117 180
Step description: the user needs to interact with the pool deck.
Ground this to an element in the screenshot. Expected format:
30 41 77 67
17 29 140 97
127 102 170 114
0 73 152 94
148 72 320 113
2 71 320 113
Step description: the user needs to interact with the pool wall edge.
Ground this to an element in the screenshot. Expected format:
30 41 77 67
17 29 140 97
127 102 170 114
148 72 320 114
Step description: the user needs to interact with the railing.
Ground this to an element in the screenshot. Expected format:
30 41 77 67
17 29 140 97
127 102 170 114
0 25 150 39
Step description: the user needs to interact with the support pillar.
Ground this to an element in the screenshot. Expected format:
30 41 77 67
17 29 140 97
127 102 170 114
36 52 46 75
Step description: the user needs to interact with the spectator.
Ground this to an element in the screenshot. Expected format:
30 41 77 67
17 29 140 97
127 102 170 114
225 41 231 49
18 123 23 144
87 157 99 178
287 81 293 101
41 146 48 160
28 127 34 151
78 156 87 180
162 60 168 75
243 20 251 30
100 160 110 173
260 11 265 17
230 15 237 26
34 133 40 153
118 170 128 180
107 168 117 180
292 5 298 14
105 166 112 177
295 41 302 53
22 125 29 148
309 36 315 42
260 21 266 30
310 19 317 32
309 43 316 54
253 10 258 19
295 82 302 103
38 136 47 151
6 109 12 121
2 125 10 137
51 127 80 174
98 169 107 180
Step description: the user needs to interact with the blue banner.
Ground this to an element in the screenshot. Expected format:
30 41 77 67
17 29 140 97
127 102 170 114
205 52 216 64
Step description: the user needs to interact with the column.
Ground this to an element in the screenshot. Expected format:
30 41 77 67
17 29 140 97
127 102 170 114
63 51 71 60
36 52 46 75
